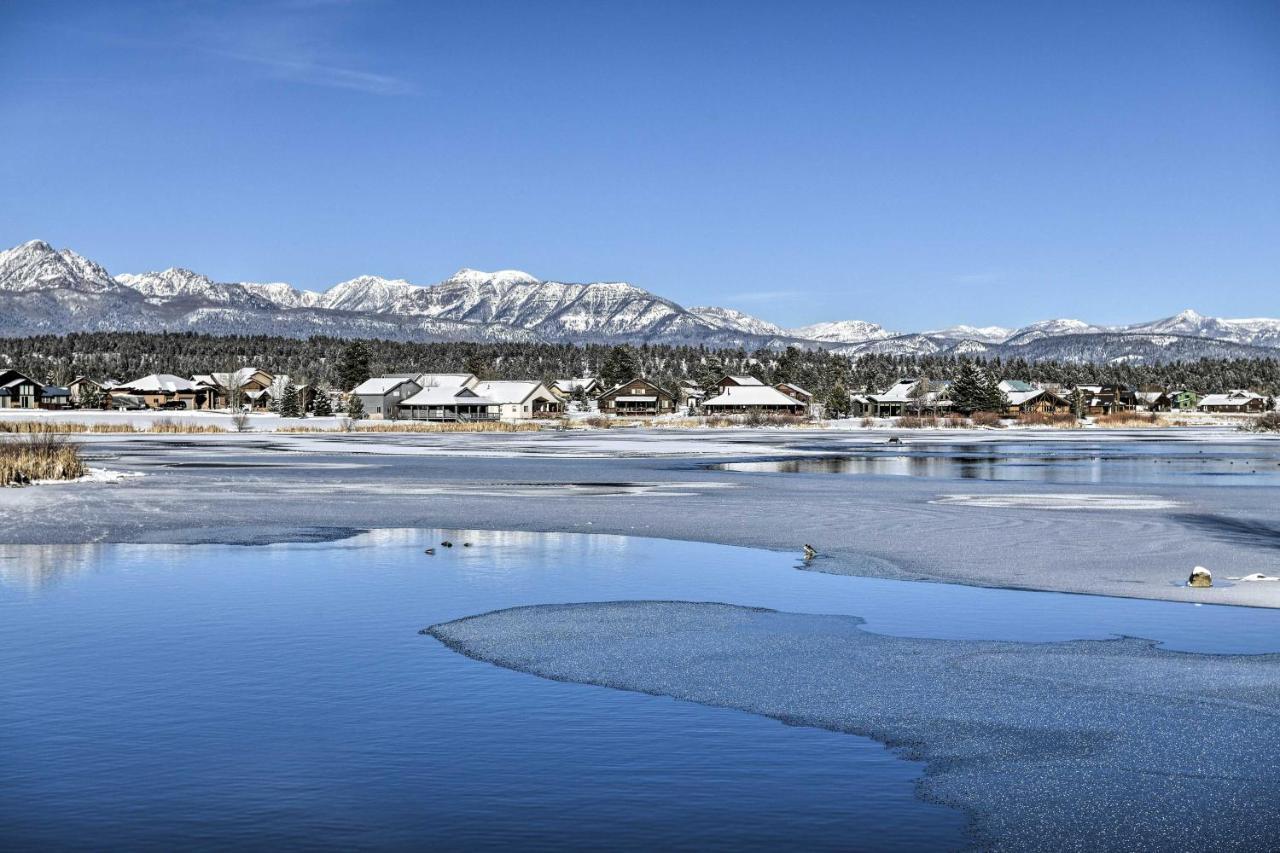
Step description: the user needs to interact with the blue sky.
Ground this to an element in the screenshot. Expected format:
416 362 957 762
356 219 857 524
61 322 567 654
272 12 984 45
1 0 1277 329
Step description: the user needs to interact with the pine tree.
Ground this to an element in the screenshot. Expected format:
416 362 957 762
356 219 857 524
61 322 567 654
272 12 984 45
345 393 365 420
826 385 852 418
979 371 1009 413
949 362 986 414
79 384 104 410
312 391 333 417
280 383 302 418
336 340 372 391
600 346 639 389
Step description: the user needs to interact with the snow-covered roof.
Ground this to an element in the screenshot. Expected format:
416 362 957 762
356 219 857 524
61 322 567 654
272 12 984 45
999 380 1037 393
401 386 496 406
471 381 554 404
870 379 923 403
1199 390 1265 407
352 376 418 396
777 382 812 397
703 386 805 408
722 375 765 386
415 373 477 389
193 367 270 389
551 377 599 393
120 374 201 393
1005 389 1045 406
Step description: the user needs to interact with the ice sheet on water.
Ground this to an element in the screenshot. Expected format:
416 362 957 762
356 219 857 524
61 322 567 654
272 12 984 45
429 600 1280 852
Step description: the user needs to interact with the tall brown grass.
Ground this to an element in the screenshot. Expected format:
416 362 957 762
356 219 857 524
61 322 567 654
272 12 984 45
0 433 86 485
150 419 226 434
1093 411 1161 428
1016 411 1080 428
969 411 1005 428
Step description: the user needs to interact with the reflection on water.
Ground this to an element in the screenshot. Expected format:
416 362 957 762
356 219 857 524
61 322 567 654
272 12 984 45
3 529 1279 850
718 442 1280 485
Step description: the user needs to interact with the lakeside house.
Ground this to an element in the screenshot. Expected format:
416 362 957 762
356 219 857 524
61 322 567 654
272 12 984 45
702 384 807 415
1073 385 1138 414
193 368 276 410
678 381 706 411
1197 390 1268 413
596 378 676 416
775 382 813 405
0 369 44 409
867 379 952 416
67 376 111 408
714 375 765 392
468 381 563 419
550 378 600 401
110 374 211 410
997 381 1072 414
40 385 72 409
400 385 499 421
352 375 422 419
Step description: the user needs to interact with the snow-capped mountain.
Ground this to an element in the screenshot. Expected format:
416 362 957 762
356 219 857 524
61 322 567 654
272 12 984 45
1000 318 1106 346
924 324 1015 344
787 320 894 344
1 239 1277 363
1123 309 1280 349
0 240 120 294
240 281 322 309
116 268 278 309
687 306 785 337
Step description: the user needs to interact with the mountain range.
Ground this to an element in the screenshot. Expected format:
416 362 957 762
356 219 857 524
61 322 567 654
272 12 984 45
1 239 1277 364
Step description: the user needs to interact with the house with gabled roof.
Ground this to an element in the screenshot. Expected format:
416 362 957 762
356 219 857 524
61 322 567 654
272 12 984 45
597 378 676 416
111 374 211 410
0 369 44 409
400 385 499 421
192 367 275 410
1198 390 1268 413
702 384 806 415
469 381 563 419
550 378 600 401
352 375 422 419
714 374 765 392
775 382 813 404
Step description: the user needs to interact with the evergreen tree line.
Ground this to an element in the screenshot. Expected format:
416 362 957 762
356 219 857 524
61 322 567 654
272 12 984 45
2 331 1278 399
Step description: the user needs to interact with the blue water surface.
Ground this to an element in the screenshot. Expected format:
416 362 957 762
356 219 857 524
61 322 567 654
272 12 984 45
3 529 1279 851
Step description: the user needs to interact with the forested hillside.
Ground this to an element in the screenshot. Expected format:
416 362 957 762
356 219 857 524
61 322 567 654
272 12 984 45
3 332 1278 397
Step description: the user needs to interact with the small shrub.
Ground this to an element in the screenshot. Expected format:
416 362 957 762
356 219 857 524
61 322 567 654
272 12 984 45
1245 411 1280 433
1094 411 1160 428
970 411 1005 428
150 419 226 434
1016 411 1079 428
896 415 937 428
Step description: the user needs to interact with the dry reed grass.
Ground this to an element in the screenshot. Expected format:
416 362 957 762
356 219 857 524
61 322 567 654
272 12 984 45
1016 411 1081 428
1093 411 1161 428
0 433 86 485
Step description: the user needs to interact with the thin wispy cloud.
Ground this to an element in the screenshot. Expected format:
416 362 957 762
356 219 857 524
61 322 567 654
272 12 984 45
208 49 416 96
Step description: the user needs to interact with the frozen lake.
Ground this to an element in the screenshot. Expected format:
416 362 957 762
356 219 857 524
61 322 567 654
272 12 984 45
716 439 1280 485
3 529 1280 849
